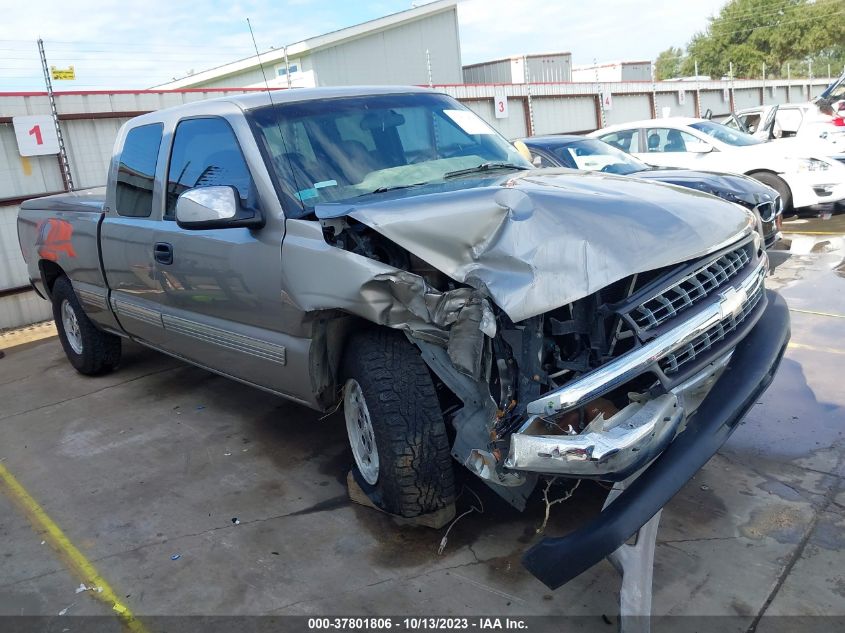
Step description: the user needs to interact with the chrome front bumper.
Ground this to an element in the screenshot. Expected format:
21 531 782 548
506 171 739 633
503 261 767 479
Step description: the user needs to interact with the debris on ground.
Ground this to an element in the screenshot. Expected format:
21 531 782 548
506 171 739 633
438 486 484 555
537 478 581 534
232 517 240 525
75 583 87 593
171 554 181 561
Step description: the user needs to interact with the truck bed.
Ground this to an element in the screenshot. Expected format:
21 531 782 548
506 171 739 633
20 187 106 214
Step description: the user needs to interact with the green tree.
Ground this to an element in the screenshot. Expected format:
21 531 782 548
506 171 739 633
679 0 845 79
655 47 685 79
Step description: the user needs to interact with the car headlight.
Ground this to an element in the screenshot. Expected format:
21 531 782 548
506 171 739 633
796 158 830 172
735 203 763 252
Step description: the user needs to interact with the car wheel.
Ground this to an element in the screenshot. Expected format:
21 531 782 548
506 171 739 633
749 172 793 213
342 328 455 518
51 276 121 375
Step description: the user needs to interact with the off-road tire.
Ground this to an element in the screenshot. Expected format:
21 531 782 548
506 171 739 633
342 328 455 518
749 171 792 213
52 276 121 375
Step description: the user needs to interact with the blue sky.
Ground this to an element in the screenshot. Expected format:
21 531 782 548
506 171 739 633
2 0 727 90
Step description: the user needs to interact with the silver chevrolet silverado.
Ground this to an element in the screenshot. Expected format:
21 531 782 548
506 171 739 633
17 86 790 588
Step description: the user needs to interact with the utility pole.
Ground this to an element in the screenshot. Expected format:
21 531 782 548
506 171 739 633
37 38 73 191
282 46 291 88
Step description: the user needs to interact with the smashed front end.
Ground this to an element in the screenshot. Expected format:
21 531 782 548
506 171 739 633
294 170 789 587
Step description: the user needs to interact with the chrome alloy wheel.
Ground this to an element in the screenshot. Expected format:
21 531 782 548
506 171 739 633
61 299 83 354
344 378 380 485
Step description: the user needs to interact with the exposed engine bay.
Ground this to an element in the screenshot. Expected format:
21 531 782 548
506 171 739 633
321 211 765 509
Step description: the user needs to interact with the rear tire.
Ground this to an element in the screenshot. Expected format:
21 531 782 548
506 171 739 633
51 276 121 375
749 171 792 213
342 328 455 518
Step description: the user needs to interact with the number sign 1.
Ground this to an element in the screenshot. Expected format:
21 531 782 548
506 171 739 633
12 115 60 157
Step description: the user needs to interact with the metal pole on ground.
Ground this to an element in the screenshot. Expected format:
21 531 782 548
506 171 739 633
604 472 663 633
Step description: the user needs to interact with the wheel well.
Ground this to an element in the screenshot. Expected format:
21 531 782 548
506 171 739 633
38 260 65 300
745 169 779 178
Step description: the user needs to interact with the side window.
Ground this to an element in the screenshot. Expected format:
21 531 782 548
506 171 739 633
739 113 761 133
115 123 163 218
645 128 699 153
528 151 555 168
165 117 253 219
599 130 639 153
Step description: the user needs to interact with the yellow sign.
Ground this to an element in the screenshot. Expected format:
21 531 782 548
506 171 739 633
50 66 75 80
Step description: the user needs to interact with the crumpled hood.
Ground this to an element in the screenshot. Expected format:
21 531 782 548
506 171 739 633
317 169 752 322
634 169 775 205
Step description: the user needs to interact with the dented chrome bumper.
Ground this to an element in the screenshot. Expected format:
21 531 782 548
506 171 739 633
505 394 684 478
501 261 767 480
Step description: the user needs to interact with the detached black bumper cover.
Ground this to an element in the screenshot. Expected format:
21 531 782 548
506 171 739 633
522 290 790 589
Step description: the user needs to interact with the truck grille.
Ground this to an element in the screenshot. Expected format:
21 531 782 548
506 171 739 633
659 271 765 375
632 242 751 331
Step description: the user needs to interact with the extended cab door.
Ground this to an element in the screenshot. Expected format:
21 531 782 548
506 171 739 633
100 122 172 348
150 115 292 394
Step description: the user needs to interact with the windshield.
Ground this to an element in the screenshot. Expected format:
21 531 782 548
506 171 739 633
689 121 761 146
249 92 531 217
547 139 648 175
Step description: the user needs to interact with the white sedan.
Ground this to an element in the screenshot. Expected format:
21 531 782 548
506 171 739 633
590 117 845 211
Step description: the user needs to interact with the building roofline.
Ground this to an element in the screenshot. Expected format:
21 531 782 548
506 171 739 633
153 0 458 89
572 60 652 70
462 52 572 69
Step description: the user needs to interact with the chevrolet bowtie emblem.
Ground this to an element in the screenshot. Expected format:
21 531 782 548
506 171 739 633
719 286 747 320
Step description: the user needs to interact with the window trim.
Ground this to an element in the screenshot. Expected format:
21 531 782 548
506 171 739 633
115 122 164 218
163 115 254 221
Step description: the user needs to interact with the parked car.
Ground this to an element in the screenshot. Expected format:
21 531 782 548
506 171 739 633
18 87 789 590
590 117 845 211
721 104 845 153
816 70 845 115
520 134 782 248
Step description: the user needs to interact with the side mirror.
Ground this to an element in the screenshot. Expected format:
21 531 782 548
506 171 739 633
532 155 544 167
175 186 263 230
686 142 714 154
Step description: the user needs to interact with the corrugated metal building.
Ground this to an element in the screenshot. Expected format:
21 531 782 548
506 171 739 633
154 0 462 90
462 53 572 84
1 78 833 331
572 61 653 82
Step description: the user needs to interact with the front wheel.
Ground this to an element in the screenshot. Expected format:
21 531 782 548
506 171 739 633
342 329 455 518
51 276 121 375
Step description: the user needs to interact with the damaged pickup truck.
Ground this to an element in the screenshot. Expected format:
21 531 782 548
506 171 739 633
18 87 790 589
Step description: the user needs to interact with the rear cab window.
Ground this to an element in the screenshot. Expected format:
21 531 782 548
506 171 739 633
165 117 254 219
115 123 163 217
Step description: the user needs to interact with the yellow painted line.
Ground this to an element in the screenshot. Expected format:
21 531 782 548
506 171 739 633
0 321 57 350
789 341 845 356
789 307 845 319
0 462 148 632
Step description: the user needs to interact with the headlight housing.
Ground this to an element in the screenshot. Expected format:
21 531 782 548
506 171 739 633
796 158 830 172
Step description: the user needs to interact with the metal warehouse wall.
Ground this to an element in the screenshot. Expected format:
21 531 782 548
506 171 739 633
310 8 462 86
462 60 514 84
0 77 833 330
0 88 264 330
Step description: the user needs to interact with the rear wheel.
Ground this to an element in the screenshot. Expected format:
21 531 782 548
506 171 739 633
51 276 121 375
342 328 455 518
749 171 792 213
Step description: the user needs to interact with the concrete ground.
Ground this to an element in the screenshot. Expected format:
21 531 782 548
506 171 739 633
1 217 844 632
